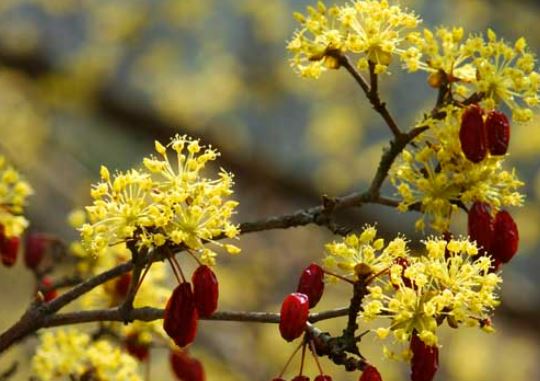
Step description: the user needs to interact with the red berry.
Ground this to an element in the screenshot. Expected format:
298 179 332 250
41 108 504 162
163 282 199 348
279 292 309 342
410 333 439 381
491 210 519 264
0 234 20 267
192 265 219 318
297 263 325 308
115 273 132 300
460 105 487 163
359 366 382 381
314 375 332 381
292 377 310 381
486 110 510 155
24 233 47 270
40 276 58 302
468 202 494 253
125 333 150 361
170 349 205 381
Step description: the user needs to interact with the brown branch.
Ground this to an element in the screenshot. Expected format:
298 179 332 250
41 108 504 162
42 306 350 328
334 53 401 137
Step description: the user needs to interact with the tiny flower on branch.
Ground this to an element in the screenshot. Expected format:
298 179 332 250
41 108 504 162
287 0 421 78
81 134 240 265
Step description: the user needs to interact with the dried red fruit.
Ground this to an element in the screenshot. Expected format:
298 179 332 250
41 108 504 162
0 234 20 267
460 105 487 163
115 273 132 300
125 333 150 361
468 201 494 253
192 265 219 318
314 375 333 381
40 276 58 302
170 349 205 381
291 377 310 381
410 333 439 381
24 233 47 270
491 210 519 264
359 365 382 381
279 292 309 342
297 263 325 308
163 282 199 348
486 110 510 155
271 378 286 381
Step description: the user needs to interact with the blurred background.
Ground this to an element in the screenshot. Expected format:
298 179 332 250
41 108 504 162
0 0 539 380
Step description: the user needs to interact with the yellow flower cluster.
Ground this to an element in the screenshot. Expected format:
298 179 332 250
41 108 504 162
390 105 524 232
287 0 420 78
324 227 501 358
404 27 539 122
81 134 240 264
0 155 33 237
363 237 500 358
32 329 142 381
323 225 407 279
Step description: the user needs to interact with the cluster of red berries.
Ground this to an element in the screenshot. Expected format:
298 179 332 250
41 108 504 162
162 263 218 380
468 201 519 270
459 105 510 163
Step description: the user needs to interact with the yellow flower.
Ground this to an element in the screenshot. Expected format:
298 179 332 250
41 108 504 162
0 155 33 237
407 27 539 122
288 0 420 78
81 134 240 261
356 237 501 357
390 105 524 232
32 329 142 381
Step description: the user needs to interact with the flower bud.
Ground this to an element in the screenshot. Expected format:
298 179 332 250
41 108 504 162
0 234 20 268
468 202 494 253
297 263 325 308
170 349 205 381
192 265 219 318
460 105 487 163
359 366 382 381
491 210 519 264
163 282 199 348
24 233 47 270
279 292 309 342
125 332 150 361
410 333 439 381
40 276 58 302
486 110 510 155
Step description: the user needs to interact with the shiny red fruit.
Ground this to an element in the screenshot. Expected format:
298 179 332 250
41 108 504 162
291 377 310 381
115 273 132 300
491 210 519 264
359 366 382 381
0 234 20 267
460 105 487 163
297 263 325 308
279 292 309 342
170 349 205 381
486 110 510 155
192 265 219 318
125 333 150 361
40 276 58 302
314 375 332 381
410 333 439 381
24 233 47 270
468 202 494 253
163 282 199 348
